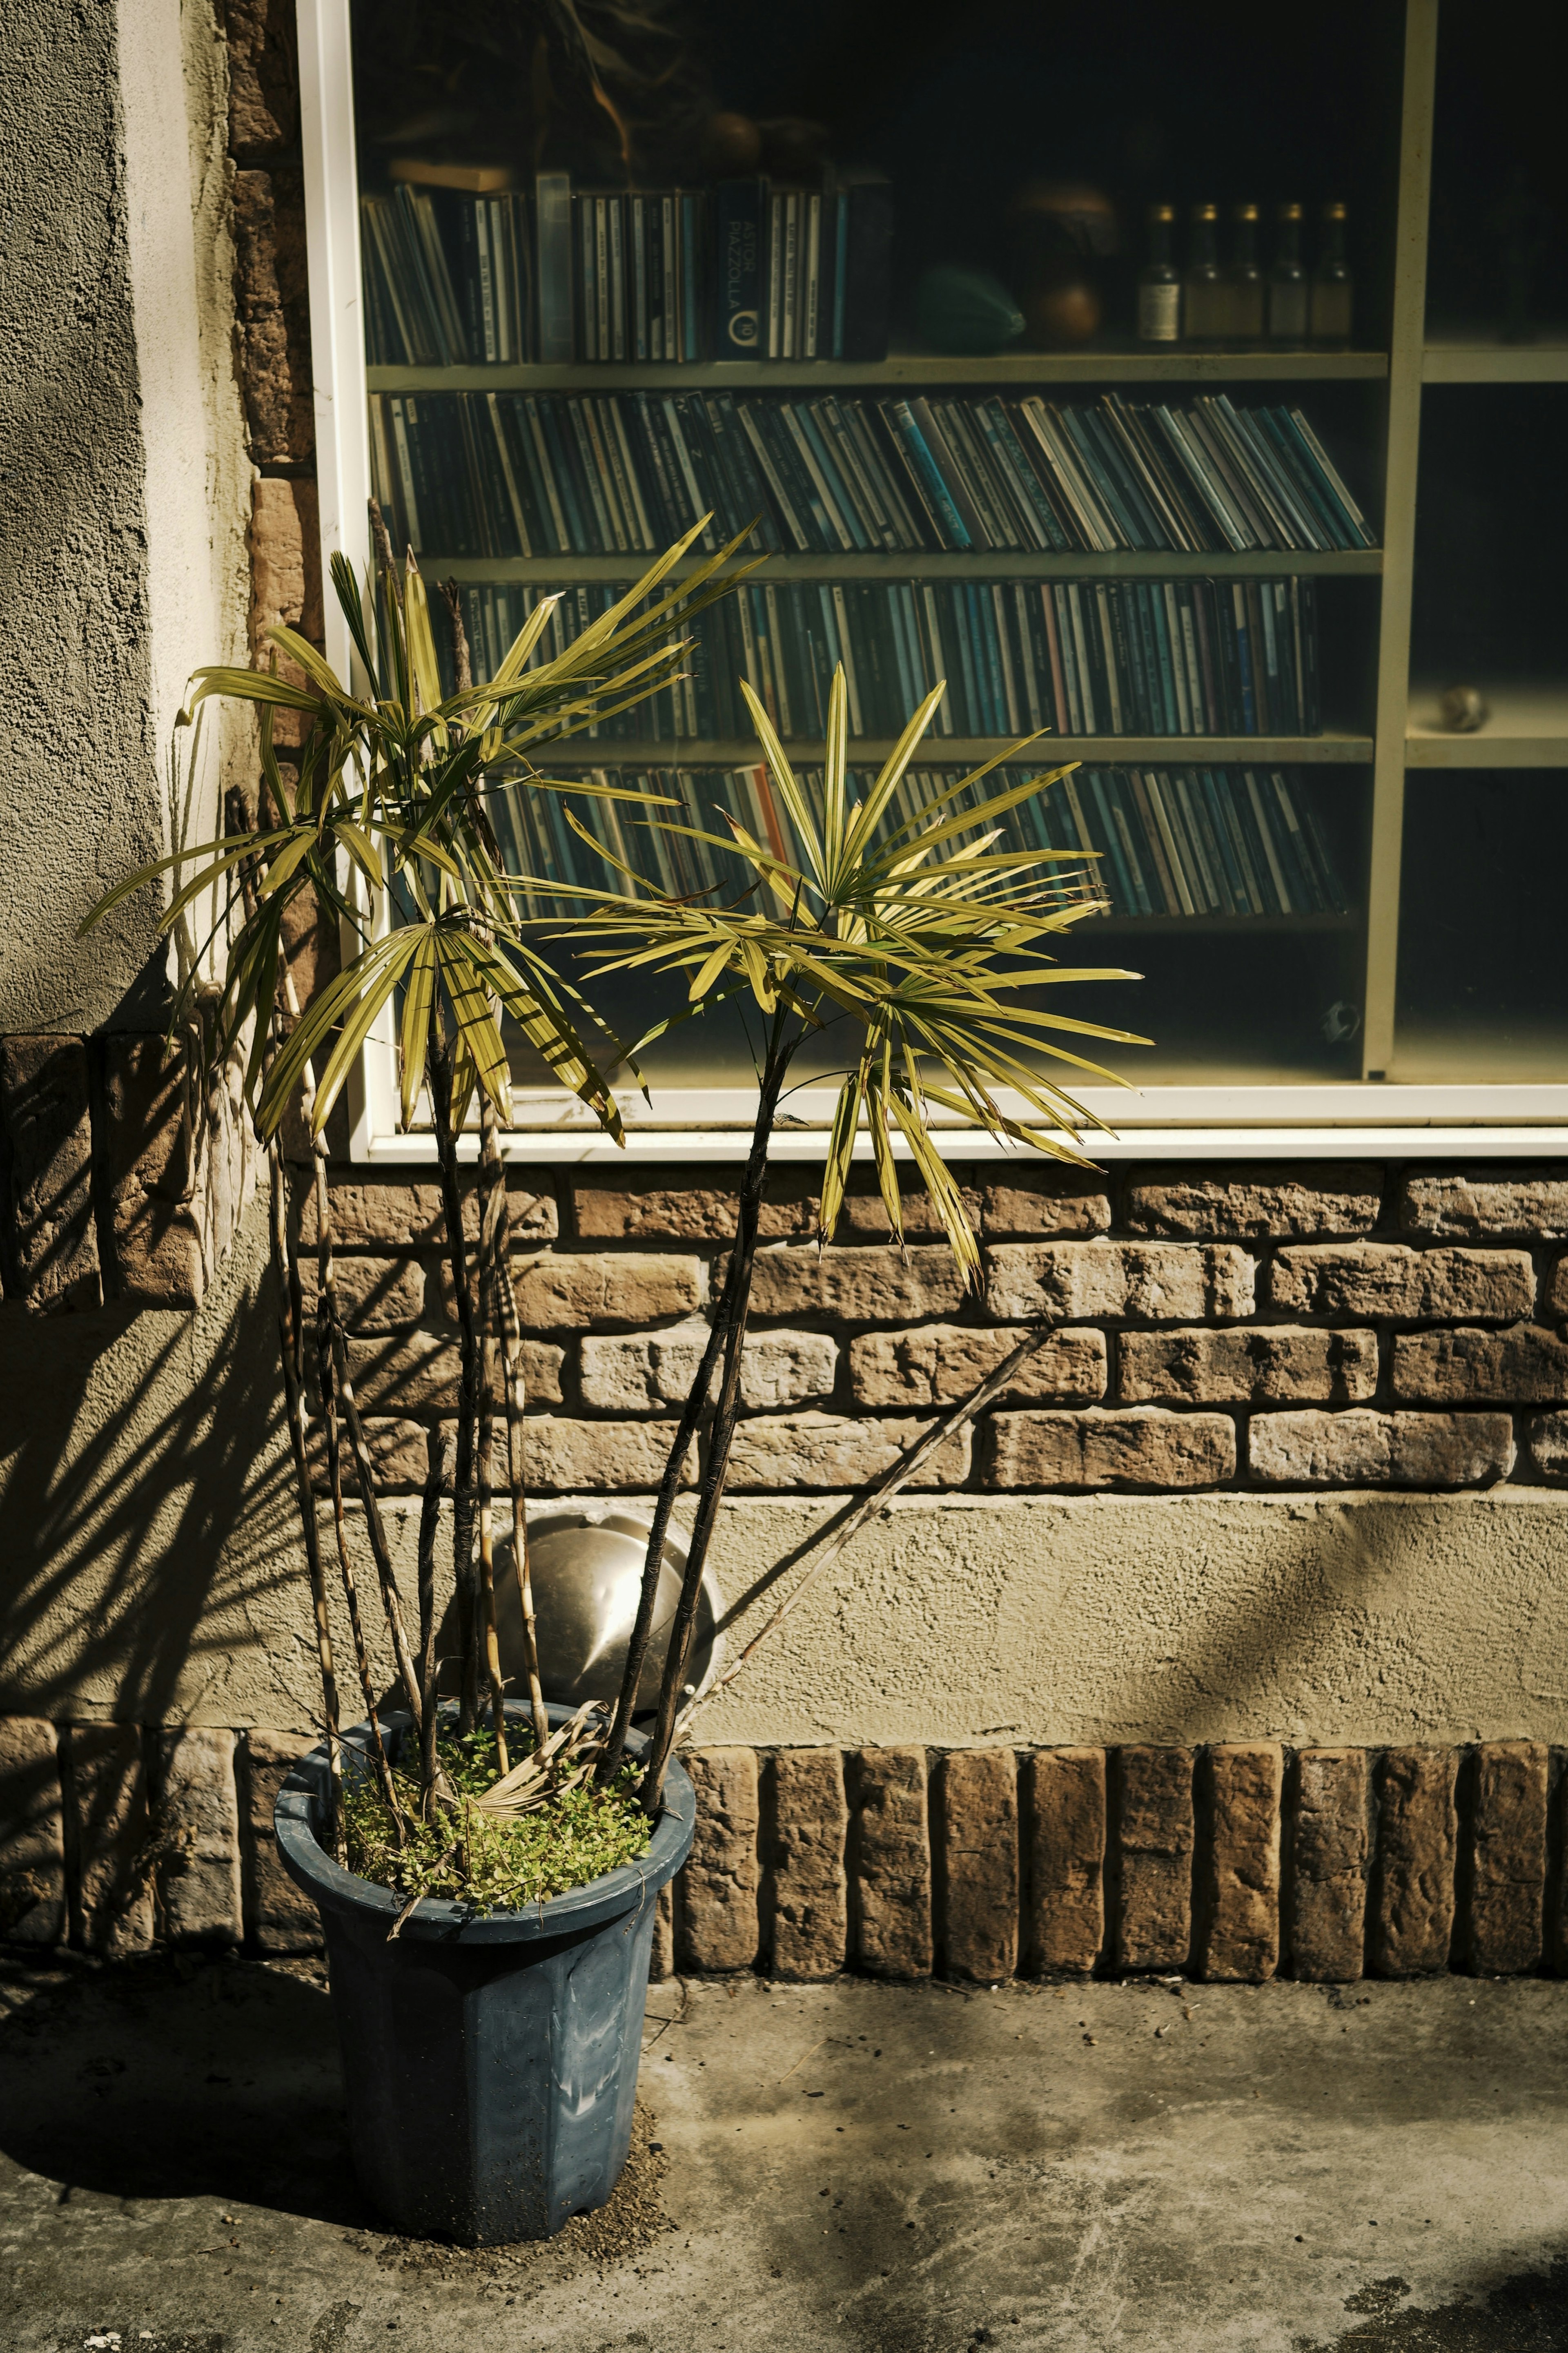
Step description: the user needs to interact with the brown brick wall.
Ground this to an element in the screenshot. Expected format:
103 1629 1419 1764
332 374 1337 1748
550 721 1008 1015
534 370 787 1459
7 1722 1564 1985
280 1161 1568 1501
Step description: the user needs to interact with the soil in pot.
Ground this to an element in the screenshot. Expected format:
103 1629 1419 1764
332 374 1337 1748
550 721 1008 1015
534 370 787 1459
341 1726 652 1914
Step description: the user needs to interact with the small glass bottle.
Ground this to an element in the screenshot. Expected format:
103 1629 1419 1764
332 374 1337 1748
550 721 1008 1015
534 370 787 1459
1137 203 1181 341
1184 203 1227 340
1311 201 1354 341
1268 202 1310 340
1229 202 1265 339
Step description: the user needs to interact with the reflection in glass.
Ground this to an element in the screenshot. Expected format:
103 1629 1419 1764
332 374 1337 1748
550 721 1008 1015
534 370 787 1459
1396 771 1568 1083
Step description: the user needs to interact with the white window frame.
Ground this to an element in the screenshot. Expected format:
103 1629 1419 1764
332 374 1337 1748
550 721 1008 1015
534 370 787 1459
298 0 1568 1166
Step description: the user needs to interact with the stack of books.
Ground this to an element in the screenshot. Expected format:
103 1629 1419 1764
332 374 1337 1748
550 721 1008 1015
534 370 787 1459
370 388 1374 564
455 572 1322 743
359 168 894 368
492 760 1348 923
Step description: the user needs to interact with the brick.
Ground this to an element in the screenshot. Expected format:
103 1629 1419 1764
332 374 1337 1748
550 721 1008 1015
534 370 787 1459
1196 1745 1281 1983
296 1178 556 1251
750 1244 967 1323
1393 1325 1568 1405
0 1037 100 1312
1112 1747 1194 1973
1269 1243 1535 1323
1249 1410 1512 1487
298 1256 426 1333
98 1036 207 1307
726 1413 971 1491
222 0 298 150
523 1417 697 1492
280 881 339 1012
1021 1748 1105 1976
1528 1413 1568 1481
649 1881 674 1981
765 1750 848 1980
1465 1742 1548 1976
344 1330 564 1414
579 1324 836 1414
987 1408 1234 1491
63 1725 154 1955
307 1416 430 1496
1400 1166 1568 1240
243 1731 322 1954
679 1749 760 1972
849 1325 1105 1410
1286 1749 1369 1982
247 476 321 729
849 1748 932 1977
1545 1257 1568 1318
0 1718 66 1944
936 1750 1019 1983
571 1167 817 1242
1127 1166 1381 1239
153 1730 242 1947
233 172 313 465
512 1251 701 1329
1120 1325 1377 1405
1370 1749 1457 1976
985 1241 1254 1324
836 1176 981 1240
979 1172 1111 1239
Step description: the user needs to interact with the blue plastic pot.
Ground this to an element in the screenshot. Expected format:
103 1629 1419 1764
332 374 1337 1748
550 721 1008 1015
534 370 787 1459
274 1703 694 2245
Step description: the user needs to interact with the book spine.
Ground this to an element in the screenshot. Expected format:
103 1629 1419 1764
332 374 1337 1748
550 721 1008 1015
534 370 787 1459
1038 587 1070 734
1068 586 1100 735
1086 771 1136 912
886 401 972 550
1243 769 1293 911
782 191 801 361
1105 774 1154 914
831 186 850 359
735 404 810 550
713 178 763 359
681 193 702 361
802 192 823 360
906 398 989 547
604 197 626 363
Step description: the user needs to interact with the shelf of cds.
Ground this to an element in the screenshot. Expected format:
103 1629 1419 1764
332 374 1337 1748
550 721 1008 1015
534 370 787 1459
295 0 1568 1144
493 759 1354 931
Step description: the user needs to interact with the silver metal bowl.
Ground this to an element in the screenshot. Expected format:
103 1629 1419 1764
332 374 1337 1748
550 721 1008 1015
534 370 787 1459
493 1508 723 1715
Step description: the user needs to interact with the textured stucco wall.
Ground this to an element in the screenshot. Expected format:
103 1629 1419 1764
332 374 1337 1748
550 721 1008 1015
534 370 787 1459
0 0 248 1035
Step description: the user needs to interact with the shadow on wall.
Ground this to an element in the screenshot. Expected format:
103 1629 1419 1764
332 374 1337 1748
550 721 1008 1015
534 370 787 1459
0 1202 305 1730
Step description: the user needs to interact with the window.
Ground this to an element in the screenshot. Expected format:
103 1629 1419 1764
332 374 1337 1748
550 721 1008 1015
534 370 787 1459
295 0 1568 1162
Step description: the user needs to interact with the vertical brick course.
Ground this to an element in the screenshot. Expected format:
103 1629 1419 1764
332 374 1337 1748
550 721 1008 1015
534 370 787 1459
63 1725 154 1955
1021 1748 1105 1976
1112 1747 1194 1973
936 1749 1019 1983
1370 1749 1459 1976
678 1748 760 1972
1196 1745 1282 1982
1287 1749 1370 1981
765 1749 849 1981
242 1731 321 1954
649 1882 675 1981
0 1717 67 1944
153 1729 243 1947
0 1038 100 1313
1464 1741 1548 1976
849 1748 932 1978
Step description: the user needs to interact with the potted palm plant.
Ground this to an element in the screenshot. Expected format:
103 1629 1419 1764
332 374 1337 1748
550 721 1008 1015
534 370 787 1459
84 522 1141 2246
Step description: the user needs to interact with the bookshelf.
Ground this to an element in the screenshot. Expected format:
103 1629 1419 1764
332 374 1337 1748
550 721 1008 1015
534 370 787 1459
296 0 1568 1158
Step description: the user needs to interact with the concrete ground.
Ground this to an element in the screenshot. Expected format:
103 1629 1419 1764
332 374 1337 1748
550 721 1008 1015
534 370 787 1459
0 1954 1565 2353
